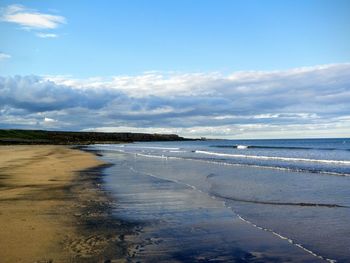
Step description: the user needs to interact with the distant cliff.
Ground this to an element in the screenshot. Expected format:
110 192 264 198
0 129 187 145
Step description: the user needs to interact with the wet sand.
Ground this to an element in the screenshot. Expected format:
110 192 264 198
95 148 326 263
0 145 133 263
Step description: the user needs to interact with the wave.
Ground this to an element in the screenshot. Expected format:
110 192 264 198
211 193 349 208
194 157 350 177
212 145 350 151
195 150 350 165
127 146 181 150
237 145 248 149
116 151 350 177
94 146 350 176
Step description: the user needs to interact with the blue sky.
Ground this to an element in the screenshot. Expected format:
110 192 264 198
0 1 350 138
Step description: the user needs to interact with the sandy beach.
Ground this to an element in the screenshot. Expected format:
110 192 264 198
1 143 348 262
0 145 131 263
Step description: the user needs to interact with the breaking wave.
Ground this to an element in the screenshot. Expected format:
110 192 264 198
195 150 350 165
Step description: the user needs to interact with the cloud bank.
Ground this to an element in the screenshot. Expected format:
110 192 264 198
1 63 350 138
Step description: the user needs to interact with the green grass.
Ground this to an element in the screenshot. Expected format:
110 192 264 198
0 129 50 140
0 129 186 144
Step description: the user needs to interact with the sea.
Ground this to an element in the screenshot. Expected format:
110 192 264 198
89 138 350 262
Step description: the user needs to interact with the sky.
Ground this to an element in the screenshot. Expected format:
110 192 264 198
0 0 350 139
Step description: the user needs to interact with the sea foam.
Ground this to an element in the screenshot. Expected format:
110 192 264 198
195 150 350 165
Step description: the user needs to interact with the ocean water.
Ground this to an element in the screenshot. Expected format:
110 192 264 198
90 138 350 262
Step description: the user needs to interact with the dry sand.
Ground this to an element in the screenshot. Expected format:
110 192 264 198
0 145 131 263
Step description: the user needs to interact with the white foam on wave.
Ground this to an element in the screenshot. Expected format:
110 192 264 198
100 149 350 177
237 145 249 149
195 150 350 165
125 151 350 177
195 158 350 177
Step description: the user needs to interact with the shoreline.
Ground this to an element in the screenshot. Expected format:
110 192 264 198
0 145 135 263
2 143 345 262
92 144 331 262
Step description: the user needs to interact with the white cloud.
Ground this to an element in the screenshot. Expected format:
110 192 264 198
83 121 350 139
44 117 57 123
0 4 66 30
41 117 59 127
45 72 222 97
45 63 350 99
0 52 11 60
1 63 350 138
36 33 58 38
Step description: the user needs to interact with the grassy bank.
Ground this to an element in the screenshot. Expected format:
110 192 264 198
0 129 186 145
